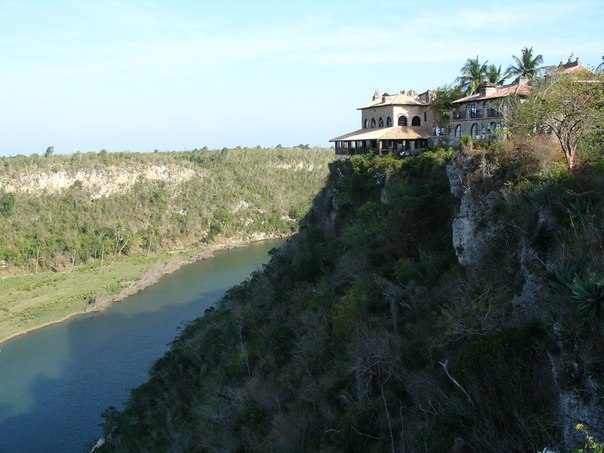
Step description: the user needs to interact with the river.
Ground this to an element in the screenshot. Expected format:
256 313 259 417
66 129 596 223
0 240 281 453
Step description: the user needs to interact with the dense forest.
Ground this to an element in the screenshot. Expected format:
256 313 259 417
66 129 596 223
0 147 333 273
97 142 604 452
95 67 604 452
0 147 333 343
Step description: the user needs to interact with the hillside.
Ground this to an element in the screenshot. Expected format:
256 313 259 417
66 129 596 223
0 147 334 342
97 146 604 452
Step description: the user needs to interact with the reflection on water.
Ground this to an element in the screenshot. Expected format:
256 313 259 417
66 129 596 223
0 326 70 417
0 240 280 453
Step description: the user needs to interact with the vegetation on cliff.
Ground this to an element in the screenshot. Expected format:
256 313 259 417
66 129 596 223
0 147 333 272
98 136 604 451
0 147 333 342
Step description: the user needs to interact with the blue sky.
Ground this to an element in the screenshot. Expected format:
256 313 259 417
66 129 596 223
0 0 602 156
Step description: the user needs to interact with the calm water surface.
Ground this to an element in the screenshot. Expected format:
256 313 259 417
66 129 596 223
0 240 281 453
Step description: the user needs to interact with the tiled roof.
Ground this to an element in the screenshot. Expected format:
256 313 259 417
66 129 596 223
357 92 430 110
453 81 531 104
330 126 430 142
556 58 591 75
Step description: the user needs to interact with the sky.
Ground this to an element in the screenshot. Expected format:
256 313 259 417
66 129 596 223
0 0 602 157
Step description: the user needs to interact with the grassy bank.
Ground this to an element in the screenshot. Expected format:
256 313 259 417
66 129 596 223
0 236 283 345
0 251 172 344
0 146 334 343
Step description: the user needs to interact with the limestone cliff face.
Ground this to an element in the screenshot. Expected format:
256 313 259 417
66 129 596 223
447 154 547 313
0 164 197 197
446 152 604 450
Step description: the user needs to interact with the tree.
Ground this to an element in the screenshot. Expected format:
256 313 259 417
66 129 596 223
0 191 15 217
510 71 604 169
429 85 464 127
486 64 506 85
505 46 543 80
456 56 488 95
597 55 604 73
44 146 54 157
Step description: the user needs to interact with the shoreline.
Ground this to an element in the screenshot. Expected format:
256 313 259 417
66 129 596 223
0 235 286 346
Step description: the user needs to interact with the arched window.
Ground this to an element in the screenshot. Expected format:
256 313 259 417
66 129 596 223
371 118 376 128
378 117 384 127
471 123 479 138
411 116 421 126
398 116 407 126
364 119 369 129
386 116 392 127
455 124 461 138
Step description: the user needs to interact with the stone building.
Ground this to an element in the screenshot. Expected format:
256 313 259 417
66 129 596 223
449 77 531 143
449 57 591 144
330 89 437 156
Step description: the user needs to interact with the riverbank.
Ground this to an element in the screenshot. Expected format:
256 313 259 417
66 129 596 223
0 235 285 345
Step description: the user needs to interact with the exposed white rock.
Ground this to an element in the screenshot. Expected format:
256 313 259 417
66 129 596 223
272 161 316 172
0 164 196 197
450 192 498 270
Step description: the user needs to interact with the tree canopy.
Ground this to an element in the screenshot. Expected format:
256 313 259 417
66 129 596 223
456 56 488 95
486 64 506 86
506 46 543 80
510 70 604 169
429 85 464 126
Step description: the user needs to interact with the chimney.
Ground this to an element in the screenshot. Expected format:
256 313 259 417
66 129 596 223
373 90 381 101
479 82 497 96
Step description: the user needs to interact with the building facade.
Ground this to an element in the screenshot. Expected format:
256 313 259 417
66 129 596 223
330 90 437 156
449 78 531 143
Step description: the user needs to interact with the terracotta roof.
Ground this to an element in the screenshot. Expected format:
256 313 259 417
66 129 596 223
453 81 531 104
330 126 430 142
557 58 591 75
357 92 431 110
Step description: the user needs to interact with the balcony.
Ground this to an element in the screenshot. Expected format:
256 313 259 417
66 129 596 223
451 110 467 120
452 107 503 121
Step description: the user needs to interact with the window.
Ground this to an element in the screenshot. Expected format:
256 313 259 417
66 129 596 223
371 118 376 128
398 116 407 126
455 124 461 138
386 116 392 127
471 123 479 138
364 119 369 129
424 112 427 121
411 116 421 126
378 117 384 127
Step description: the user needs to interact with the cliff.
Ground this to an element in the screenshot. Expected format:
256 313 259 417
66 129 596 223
98 148 604 452
447 147 604 449
0 147 334 344
0 147 333 273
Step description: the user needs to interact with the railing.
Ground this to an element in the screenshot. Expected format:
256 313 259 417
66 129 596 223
452 107 502 121
452 110 467 120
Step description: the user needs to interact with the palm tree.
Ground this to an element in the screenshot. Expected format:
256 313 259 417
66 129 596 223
456 56 488 95
506 46 543 80
486 64 506 85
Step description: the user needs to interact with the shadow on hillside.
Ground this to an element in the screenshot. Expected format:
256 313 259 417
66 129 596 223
0 240 280 453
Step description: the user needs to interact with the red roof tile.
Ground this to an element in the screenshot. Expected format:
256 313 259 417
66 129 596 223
453 81 531 104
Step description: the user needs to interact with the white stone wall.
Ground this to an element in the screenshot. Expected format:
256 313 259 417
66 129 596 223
360 104 434 130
